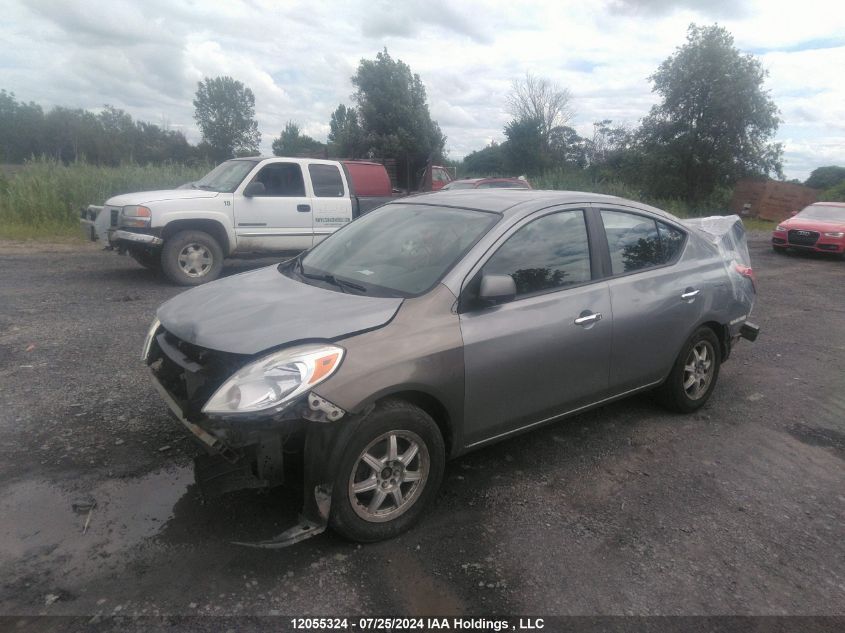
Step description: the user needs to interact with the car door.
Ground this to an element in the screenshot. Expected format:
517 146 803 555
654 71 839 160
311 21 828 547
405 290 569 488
459 206 612 447
597 207 704 392
233 161 313 251
307 163 352 246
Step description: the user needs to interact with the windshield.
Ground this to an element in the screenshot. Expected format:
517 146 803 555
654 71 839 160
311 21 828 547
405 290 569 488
798 204 845 222
194 159 259 192
295 203 500 296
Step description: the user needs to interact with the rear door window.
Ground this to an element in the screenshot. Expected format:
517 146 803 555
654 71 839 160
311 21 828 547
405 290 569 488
600 209 686 275
482 209 591 297
308 164 345 197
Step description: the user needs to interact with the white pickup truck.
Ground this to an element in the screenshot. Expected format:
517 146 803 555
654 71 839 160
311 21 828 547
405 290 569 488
81 157 396 285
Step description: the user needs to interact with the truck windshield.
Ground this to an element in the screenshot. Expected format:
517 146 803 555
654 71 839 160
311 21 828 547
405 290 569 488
193 160 259 193
293 204 500 297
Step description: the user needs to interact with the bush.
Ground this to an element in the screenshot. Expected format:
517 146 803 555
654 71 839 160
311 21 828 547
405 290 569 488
0 159 210 238
531 168 734 218
819 180 845 202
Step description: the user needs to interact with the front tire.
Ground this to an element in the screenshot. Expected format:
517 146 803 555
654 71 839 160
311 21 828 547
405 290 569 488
329 400 445 543
656 326 721 413
161 230 223 286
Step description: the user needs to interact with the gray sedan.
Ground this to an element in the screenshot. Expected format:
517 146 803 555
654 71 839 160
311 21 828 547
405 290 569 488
144 190 759 545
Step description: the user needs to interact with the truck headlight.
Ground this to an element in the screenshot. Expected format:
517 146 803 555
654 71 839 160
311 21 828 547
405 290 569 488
141 316 161 361
203 344 345 416
122 205 151 228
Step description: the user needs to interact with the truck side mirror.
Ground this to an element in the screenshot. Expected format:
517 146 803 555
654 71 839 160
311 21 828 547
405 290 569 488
243 181 266 198
479 274 517 304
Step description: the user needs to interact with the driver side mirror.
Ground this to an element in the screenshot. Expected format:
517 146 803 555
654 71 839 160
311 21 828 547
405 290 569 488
479 274 516 304
243 181 266 198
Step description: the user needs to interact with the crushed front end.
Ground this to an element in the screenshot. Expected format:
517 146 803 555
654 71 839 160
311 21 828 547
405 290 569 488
142 319 350 546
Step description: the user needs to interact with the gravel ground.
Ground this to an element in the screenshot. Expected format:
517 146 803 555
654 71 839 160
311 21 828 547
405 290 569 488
0 233 843 620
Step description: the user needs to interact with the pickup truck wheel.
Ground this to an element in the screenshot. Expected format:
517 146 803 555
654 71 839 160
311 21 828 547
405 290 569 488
329 400 445 543
161 230 223 286
656 326 721 413
129 249 161 272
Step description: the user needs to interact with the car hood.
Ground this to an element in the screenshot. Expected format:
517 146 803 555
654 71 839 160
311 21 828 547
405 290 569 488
156 265 404 355
779 218 845 232
106 189 220 206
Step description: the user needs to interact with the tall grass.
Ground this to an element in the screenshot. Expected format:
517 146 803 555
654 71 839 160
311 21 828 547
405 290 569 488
0 159 210 239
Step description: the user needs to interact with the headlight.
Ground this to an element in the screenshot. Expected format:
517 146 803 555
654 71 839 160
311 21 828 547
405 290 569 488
202 344 345 416
141 316 161 361
122 205 151 228
823 232 844 238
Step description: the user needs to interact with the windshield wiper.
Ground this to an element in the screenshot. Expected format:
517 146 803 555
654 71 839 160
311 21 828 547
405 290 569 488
295 257 367 293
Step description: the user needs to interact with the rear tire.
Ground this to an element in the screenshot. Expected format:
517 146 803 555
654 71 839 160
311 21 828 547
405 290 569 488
656 327 721 413
161 230 223 286
329 400 445 543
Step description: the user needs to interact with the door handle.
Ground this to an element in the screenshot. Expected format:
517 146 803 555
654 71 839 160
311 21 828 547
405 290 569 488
297 204 311 212
681 288 700 301
574 312 602 326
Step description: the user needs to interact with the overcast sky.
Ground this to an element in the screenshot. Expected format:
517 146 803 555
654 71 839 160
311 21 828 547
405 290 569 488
2 0 844 180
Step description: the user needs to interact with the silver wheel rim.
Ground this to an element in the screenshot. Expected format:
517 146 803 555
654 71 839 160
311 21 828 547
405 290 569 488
177 243 213 277
348 430 429 523
683 340 715 400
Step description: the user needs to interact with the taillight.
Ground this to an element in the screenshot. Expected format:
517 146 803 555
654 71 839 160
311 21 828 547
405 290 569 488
734 263 757 292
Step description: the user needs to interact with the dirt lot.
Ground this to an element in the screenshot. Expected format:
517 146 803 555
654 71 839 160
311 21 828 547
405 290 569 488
0 233 843 620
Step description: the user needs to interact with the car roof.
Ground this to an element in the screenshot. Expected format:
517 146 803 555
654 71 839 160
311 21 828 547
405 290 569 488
398 189 679 221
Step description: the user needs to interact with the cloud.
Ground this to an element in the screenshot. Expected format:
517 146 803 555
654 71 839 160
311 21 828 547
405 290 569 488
607 0 751 18
361 0 493 43
1 0 844 179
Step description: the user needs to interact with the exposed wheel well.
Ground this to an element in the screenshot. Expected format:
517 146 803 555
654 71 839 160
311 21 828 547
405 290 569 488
700 320 729 361
161 220 230 255
378 391 454 456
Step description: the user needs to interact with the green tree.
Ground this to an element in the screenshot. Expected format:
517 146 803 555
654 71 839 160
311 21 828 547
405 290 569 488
805 165 845 190
504 117 548 176
97 105 137 165
271 121 326 157
328 104 366 158
193 76 260 162
0 90 45 162
462 141 507 176
352 49 446 188
506 73 574 152
635 24 782 202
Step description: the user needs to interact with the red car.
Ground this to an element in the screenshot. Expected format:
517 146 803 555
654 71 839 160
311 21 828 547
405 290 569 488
772 202 845 257
440 177 531 191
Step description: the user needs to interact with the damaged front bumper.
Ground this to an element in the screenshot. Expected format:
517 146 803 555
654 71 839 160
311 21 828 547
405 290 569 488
145 329 354 548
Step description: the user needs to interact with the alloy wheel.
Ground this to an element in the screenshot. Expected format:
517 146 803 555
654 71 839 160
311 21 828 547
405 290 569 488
348 430 429 523
683 340 715 400
177 243 213 277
